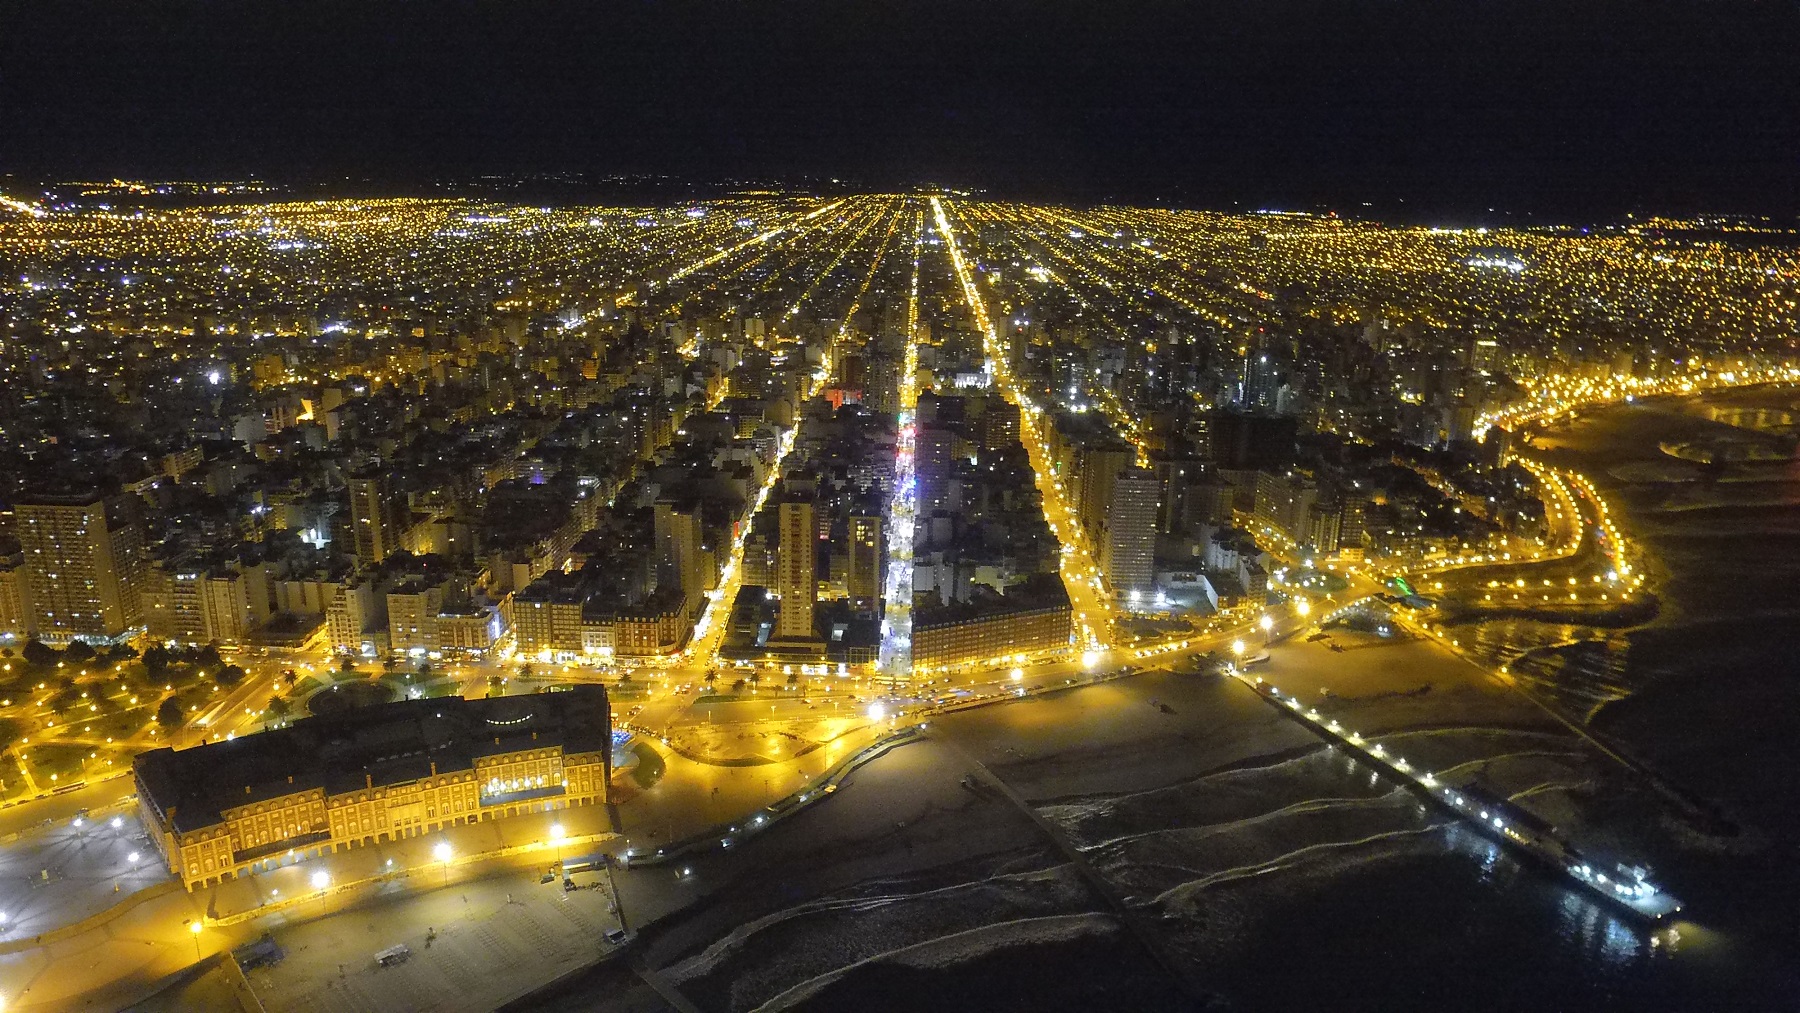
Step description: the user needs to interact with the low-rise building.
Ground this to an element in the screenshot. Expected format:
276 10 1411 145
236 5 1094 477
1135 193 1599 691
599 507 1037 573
133 686 612 890
437 605 503 656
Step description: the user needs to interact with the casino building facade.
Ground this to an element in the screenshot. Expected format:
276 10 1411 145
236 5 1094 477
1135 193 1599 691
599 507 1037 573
133 685 612 890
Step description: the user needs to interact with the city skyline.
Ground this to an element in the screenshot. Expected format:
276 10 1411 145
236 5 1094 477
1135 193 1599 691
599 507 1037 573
0 183 1795 1010
6 1 1800 1007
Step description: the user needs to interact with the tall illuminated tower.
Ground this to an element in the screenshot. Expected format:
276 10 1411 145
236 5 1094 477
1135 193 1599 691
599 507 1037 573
654 499 704 609
1100 467 1158 606
847 509 883 613
348 474 403 565
17 495 145 642
775 482 818 640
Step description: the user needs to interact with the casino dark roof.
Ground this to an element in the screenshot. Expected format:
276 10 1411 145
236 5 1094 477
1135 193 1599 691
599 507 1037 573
134 685 609 835
914 572 1071 630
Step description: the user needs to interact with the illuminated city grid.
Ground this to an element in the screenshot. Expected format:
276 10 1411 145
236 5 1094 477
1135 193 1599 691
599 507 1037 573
0 185 1794 779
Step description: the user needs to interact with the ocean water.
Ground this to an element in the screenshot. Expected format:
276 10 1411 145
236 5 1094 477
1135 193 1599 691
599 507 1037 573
1452 389 1800 1004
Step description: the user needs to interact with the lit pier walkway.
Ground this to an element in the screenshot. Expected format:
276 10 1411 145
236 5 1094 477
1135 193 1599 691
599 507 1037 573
1229 667 1683 924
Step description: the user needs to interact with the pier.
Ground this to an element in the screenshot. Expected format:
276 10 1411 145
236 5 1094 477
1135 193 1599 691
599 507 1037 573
1229 667 1683 924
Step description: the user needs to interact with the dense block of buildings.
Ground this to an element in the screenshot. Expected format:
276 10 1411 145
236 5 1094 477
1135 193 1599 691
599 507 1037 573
133 685 612 889
912 573 1072 674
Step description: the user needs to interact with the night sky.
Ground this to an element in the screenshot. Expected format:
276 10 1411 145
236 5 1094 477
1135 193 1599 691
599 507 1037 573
5 0 1797 219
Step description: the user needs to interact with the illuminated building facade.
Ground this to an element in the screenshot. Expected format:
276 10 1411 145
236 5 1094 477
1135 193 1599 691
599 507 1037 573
775 485 818 640
1100 466 1158 603
654 499 706 610
846 510 883 612
348 474 406 565
912 574 1071 673
134 686 612 890
17 495 146 644
0 553 31 639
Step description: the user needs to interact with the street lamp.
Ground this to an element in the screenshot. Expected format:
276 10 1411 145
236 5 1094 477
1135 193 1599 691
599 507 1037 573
434 841 452 886
1259 614 1274 643
1230 640 1245 667
189 920 203 961
1295 597 1311 619
311 869 331 914
550 822 566 867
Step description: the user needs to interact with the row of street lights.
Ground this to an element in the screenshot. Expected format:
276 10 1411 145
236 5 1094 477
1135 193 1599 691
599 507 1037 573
1226 611 1286 663
180 826 552 966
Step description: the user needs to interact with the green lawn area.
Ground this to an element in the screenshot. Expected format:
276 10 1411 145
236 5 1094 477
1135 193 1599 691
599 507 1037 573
22 741 102 786
291 675 329 696
0 771 30 802
379 671 462 700
1288 568 1351 594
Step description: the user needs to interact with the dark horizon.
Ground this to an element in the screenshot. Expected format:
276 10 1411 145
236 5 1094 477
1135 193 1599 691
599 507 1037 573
4 0 1799 221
